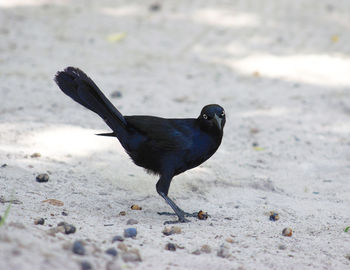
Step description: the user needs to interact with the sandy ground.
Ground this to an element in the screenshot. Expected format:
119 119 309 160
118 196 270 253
1 0 350 269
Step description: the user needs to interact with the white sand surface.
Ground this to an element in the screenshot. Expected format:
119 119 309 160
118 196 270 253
0 0 350 269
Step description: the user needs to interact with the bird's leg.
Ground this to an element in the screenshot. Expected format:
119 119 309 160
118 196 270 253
156 176 192 224
157 194 198 218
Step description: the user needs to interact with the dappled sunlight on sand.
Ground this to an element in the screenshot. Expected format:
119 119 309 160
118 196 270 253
239 106 291 117
0 123 123 159
100 5 143 17
0 0 67 8
217 53 350 87
193 8 259 27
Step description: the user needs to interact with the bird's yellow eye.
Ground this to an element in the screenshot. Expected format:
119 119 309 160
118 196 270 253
203 114 208 119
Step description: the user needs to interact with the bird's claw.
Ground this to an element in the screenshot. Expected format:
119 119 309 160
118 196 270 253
163 216 190 225
158 211 198 217
184 212 198 217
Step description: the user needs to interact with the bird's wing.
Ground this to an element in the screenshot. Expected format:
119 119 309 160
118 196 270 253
125 116 194 150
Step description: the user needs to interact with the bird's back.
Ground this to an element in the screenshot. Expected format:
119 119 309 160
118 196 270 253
124 116 222 175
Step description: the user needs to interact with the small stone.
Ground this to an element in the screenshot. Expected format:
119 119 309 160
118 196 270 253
122 249 142 262
73 240 85 255
111 91 122 98
30 153 41 158
282 228 293 237
80 261 92 270
165 243 176 251
117 243 128 252
34 218 45 225
36 173 49 183
225 237 234 243
278 244 287 250
1 164 7 168
197 210 208 220
130 204 142 210
252 142 259 147
42 199 64 206
200 245 211 254
58 222 76 234
119 211 126 216
126 219 138 225
250 128 260 134
62 211 68 216
124 228 137 238
162 226 181 236
12 249 21 256
105 247 118 257
106 261 122 270
149 3 161 11
192 249 201 255
269 211 280 221
252 71 260 77
112 235 124 243
217 244 230 258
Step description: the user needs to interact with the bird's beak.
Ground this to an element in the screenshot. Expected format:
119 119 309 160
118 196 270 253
213 114 222 130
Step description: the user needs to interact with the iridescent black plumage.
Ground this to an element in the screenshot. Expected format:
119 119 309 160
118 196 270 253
55 67 226 223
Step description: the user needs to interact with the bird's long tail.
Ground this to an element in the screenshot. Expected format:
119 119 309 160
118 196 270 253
54 67 128 144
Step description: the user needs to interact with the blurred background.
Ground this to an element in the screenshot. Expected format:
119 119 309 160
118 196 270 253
1 0 349 191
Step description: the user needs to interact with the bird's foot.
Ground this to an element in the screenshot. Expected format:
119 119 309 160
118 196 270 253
163 216 190 225
158 211 198 217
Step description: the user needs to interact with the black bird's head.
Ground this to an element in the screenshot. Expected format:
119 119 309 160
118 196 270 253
198 104 226 133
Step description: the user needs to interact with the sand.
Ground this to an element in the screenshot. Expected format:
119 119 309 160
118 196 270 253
0 0 350 269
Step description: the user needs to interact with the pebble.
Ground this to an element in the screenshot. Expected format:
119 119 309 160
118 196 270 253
112 235 124 243
165 243 176 251
1 164 7 168
197 210 208 220
278 244 287 250
126 219 138 225
36 173 49 183
149 3 161 11
217 244 230 258
62 211 68 216
122 249 142 262
225 237 234 243
130 204 142 210
269 211 280 221
34 218 45 225
201 245 211 254
119 211 126 216
58 222 76 234
106 261 122 270
73 240 85 255
124 228 137 238
42 199 64 206
80 261 92 270
162 226 181 236
192 249 201 255
282 228 293 237
110 91 122 98
117 243 128 252
30 153 41 158
105 247 118 257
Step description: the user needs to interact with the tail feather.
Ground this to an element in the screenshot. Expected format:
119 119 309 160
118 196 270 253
96 132 116 137
54 67 128 143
